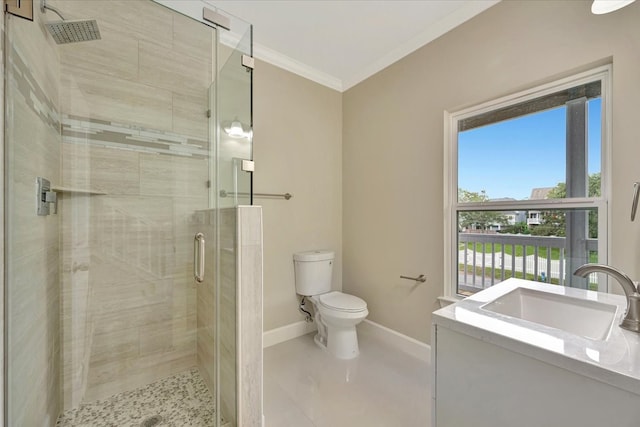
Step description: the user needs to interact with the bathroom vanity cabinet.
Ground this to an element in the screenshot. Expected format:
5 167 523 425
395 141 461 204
432 279 640 427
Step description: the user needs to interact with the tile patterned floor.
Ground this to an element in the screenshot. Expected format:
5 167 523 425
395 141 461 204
56 368 215 427
263 328 431 427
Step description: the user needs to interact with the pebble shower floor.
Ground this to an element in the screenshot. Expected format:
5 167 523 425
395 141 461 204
56 368 215 427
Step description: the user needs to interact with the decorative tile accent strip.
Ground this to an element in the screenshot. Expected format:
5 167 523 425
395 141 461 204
8 43 209 159
7 44 60 131
56 368 215 426
63 114 209 158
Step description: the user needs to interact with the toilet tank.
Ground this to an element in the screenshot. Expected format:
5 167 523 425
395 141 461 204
293 250 334 296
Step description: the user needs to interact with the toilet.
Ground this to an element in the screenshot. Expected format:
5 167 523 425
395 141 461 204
293 250 368 359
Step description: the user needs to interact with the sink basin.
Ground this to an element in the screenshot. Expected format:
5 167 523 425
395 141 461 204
481 287 618 340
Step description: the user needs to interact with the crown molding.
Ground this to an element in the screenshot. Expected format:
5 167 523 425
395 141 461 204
254 43 343 92
157 0 499 93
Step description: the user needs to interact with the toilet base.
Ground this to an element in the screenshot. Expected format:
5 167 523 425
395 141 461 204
327 325 359 359
313 326 360 359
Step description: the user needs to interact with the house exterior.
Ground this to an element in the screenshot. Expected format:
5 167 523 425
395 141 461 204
526 187 553 226
486 198 526 231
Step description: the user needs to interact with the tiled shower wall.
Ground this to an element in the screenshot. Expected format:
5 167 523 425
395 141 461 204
0 10 5 425
193 206 237 423
5 11 62 426
54 0 215 409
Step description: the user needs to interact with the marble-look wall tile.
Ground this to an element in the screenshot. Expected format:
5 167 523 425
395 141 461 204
8 12 60 108
53 0 218 413
62 246 197 407
0 13 5 424
61 64 174 133
53 0 174 50
173 198 209 267
173 92 210 141
9 245 60 426
62 143 141 195
8 101 60 260
60 193 92 410
196 209 216 395
172 10 214 63
237 206 263 426
56 21 139 81
83 349 196 403
61 190 203 409
57 0 213 139
219 208 238 426
139 153 209 198
5 10 61 426
139 40 211 97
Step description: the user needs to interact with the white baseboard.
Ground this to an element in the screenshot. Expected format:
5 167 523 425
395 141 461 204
262 319 431 363
263 320 317 348
358 319 431 363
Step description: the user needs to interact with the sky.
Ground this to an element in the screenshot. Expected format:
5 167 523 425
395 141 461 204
458 98 601 200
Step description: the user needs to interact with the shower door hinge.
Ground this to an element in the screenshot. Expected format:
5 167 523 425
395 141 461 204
241 160 255 172
5 0 34 20
242 55 254 71
206 109 211 118
202 7 230 31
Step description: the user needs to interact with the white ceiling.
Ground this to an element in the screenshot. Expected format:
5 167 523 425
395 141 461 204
208 0 499 91
161 0 499 91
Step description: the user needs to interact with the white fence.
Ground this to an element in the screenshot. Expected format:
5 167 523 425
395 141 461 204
458 233 598 293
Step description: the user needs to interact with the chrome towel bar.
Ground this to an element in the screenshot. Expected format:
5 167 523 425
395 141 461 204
400 274 426 283
219 190 292 200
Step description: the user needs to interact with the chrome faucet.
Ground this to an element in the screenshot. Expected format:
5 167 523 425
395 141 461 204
574 264 640 333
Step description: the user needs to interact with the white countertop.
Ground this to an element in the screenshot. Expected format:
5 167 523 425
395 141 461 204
433 278 640 395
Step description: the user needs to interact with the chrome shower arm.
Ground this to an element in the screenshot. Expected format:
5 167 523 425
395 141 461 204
41 0 66 20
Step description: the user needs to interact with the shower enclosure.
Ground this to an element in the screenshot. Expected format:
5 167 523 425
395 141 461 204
2 0 261 425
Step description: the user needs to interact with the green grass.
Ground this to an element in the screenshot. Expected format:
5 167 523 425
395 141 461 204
458 264 560 285
458 242 598 262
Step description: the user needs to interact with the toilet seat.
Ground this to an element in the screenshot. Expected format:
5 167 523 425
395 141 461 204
318 291 367 313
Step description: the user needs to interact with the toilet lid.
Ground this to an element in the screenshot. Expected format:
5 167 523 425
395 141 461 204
318 291 367 312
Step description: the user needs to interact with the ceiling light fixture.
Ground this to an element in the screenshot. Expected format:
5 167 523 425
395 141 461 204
224 118 250 139
591 0 636 14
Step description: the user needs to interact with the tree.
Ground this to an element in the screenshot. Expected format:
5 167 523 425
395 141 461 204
536 173 600 237
499 221 530 235
458 189 509 231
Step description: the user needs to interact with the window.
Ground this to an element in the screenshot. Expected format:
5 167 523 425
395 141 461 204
445 67 610 297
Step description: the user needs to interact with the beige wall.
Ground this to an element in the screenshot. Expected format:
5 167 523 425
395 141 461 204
343 0 640 344
254 60 343 331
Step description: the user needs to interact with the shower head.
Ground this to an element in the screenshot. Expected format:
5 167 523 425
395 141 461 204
45 20 101 44
41 0 101 44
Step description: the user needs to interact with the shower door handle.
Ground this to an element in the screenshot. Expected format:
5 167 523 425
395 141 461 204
194 232 205 283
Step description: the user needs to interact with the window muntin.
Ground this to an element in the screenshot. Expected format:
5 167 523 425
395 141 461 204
447 68 609 297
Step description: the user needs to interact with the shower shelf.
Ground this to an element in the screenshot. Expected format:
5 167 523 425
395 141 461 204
51 186 107 195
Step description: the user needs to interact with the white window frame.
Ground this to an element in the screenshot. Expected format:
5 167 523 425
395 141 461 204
443 65 611 300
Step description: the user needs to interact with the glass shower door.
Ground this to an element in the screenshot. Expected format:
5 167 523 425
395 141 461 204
213 13 253 427
3 1 251 426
